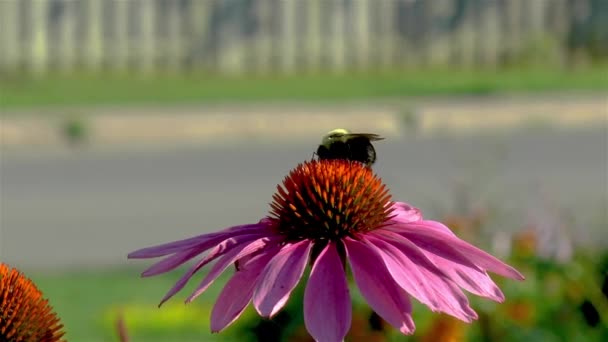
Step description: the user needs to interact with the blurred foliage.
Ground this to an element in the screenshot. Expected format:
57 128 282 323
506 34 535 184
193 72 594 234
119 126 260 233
102 304 212 338
61 115 88 145
505 36 566 68
568 0 608 62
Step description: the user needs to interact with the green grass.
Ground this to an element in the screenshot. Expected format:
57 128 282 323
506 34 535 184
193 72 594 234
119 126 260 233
30 268 241 342
1 67 607 109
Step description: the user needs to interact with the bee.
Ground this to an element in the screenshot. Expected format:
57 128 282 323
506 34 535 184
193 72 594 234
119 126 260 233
316 128 384 167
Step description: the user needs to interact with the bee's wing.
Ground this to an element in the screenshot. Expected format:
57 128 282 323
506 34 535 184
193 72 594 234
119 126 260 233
346 133 384 141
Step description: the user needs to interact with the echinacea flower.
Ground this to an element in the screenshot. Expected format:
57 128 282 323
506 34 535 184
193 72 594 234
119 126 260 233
129 159 523 341
0 263 65 342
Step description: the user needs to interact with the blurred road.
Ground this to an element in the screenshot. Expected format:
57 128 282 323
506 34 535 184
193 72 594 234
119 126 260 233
2 93 606 147
1 126 606 270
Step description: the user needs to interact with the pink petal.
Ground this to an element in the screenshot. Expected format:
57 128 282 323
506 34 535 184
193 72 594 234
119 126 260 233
142 233 263 277
397 222 524 280
211 247 280 332
418 220 456 236
365 233 478 322
428 254 505 302
128 223 268 258
371 230 445 275
422 270 478 322
365 234 441 310
129 234 226 260
344 237 415 335
185 237 271 303
155 234 272 306
390 202 423 223
141 247 203 277
253 240 312 317
447 239 524 281
304 242 351 342
388 225 484 272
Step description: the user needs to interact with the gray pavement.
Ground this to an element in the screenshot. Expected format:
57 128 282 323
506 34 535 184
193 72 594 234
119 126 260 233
1 126 606 270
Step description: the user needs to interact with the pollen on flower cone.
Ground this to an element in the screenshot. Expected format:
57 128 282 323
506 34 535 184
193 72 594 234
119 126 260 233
0 263 65 342
269 159 393 241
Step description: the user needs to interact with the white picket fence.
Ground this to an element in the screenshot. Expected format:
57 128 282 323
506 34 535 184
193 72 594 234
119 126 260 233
0 0 592 75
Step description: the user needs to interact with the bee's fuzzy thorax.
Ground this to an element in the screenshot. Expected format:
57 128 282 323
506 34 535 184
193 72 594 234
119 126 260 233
320 128 351 147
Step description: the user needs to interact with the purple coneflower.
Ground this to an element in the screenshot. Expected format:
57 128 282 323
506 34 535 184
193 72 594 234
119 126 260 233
129 159 523 341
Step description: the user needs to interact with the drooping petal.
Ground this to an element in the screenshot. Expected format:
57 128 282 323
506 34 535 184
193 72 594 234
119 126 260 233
421 270 478 322
155 234 273 306
418 220 456 235
253 240 312 317
395 222 524 280
142 233 264 277
365 232 478 322
128 234 219 259
304 242 351 342
371 230 445 275
344 237 415 335
185 237 273 303
414 219 506 299
365 234 441 310
387 224 485 272
390 202 423 223
427 253 505 302
441 236 524 281
141 247 203 277
211 247 281 332
128 223 269 258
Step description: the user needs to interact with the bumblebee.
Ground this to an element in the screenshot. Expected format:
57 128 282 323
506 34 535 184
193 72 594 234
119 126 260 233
316 128 384 167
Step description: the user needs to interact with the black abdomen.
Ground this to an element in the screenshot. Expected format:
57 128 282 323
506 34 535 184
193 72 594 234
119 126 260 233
317 138 376 166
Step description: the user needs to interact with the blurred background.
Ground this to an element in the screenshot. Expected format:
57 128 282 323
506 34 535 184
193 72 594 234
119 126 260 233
0 0 607 340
